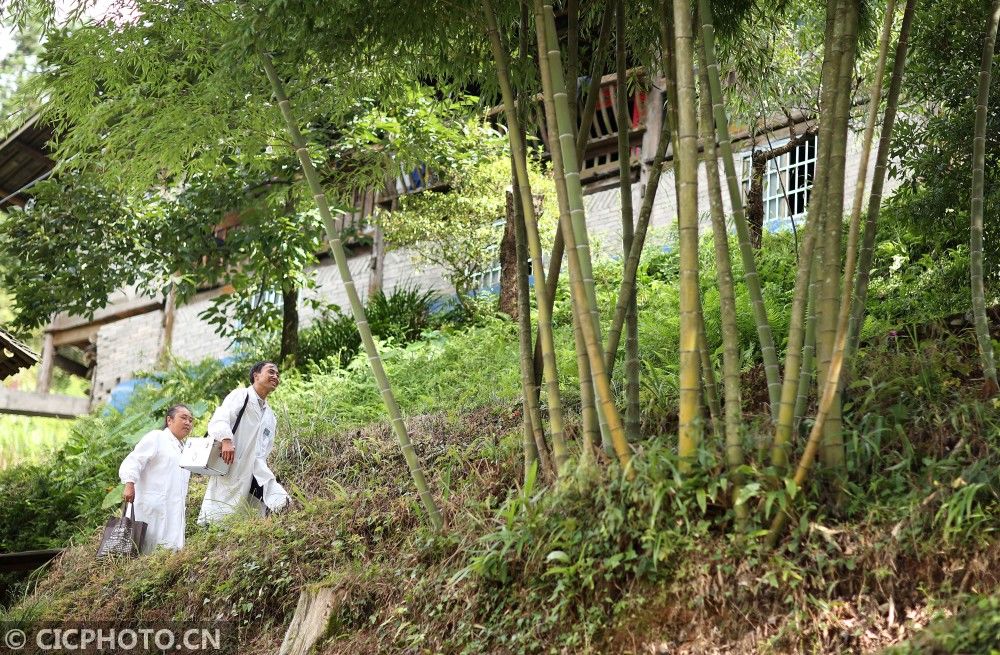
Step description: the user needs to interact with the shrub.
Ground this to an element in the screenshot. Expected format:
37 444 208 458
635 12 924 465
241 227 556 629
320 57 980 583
295 285 443 370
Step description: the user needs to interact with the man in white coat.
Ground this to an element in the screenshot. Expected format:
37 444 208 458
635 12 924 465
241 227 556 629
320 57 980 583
197 361 290 524
119 404 194 554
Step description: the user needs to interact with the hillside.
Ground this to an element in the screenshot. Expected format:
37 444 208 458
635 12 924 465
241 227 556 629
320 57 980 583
2 236 999 653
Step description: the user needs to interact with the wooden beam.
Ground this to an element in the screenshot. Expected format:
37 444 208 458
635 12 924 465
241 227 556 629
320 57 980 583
10 140 54 167
55 353 89 378
0 388 89 419
49 297 162 333
51 323 99 348
0 549 63 573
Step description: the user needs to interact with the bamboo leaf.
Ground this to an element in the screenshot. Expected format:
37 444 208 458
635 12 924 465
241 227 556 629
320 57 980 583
545 550 570 563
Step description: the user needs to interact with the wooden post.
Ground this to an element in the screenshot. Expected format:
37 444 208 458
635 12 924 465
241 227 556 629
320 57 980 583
639 82 664 191
35 331 55 394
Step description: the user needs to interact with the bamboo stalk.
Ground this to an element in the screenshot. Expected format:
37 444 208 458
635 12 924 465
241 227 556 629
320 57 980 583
536 0 633 472
793 262 819 433
260 50 443 529
542 0 601 335
816 0 858 476
698 53 745 527
513 177 553 479
567 0 580 133
673 0 701 464
971 0 1000 393
540 0 621 454
696 288 724 445
532 0 600 460
847 0 898 225
698 0 781 418
771 0 843 470
604 8 674 377
847 0 918 364
768 1 870 546
533 0 614 391
616 0 642 441
482 0 569 471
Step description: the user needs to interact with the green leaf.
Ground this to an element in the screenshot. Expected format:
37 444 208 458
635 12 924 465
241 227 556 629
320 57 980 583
784 478 799 500
695 488 707 514
101 484 124 510
545 550 570 564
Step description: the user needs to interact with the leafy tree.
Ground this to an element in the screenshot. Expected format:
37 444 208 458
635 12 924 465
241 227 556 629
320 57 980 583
890 0 1000 281
0 19 41 131
0 164 329 362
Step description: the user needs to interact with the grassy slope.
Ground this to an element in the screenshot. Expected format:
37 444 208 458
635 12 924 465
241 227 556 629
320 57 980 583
3 322 999 654
2 233 999 653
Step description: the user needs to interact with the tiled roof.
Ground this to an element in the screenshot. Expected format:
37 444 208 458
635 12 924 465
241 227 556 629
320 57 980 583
0 327 38 380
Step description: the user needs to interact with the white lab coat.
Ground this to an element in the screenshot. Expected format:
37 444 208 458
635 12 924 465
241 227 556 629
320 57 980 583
197 385 289 524
118 428 191 554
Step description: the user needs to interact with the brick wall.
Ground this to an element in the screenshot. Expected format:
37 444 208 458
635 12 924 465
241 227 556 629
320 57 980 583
93 311 162 401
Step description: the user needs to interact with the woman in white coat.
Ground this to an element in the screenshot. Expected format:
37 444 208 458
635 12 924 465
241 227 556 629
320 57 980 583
118 404 194 554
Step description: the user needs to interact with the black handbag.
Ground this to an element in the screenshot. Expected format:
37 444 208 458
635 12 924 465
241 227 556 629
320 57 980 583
96 501 148 558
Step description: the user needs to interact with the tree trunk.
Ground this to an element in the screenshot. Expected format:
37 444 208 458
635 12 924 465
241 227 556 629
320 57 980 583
971 0 1000 394
368 195 386 298
279 285 300 363
498 192 519 319
746 127 819 250
260 49 443 530
36 331 55 394
157 281 177 367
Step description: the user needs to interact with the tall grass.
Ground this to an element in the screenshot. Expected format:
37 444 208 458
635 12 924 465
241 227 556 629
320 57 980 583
0 415 71 469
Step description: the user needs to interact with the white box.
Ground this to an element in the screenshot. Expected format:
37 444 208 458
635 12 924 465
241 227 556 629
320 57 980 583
179 437 230 476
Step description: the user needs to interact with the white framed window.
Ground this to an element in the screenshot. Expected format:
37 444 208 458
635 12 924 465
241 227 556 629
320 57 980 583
741 133 817 232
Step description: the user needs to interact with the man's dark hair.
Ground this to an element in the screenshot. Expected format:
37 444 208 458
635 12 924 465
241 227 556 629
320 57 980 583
250 361 277 385
164 403 191 428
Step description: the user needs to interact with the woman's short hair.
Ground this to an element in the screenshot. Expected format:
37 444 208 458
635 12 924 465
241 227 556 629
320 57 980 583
164 403 192 427
249 361 277 384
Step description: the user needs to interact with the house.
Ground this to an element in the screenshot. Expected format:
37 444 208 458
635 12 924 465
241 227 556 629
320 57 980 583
0 73 889 409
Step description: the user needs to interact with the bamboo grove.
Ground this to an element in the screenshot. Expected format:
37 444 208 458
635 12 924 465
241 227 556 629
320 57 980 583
7 0 998 546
